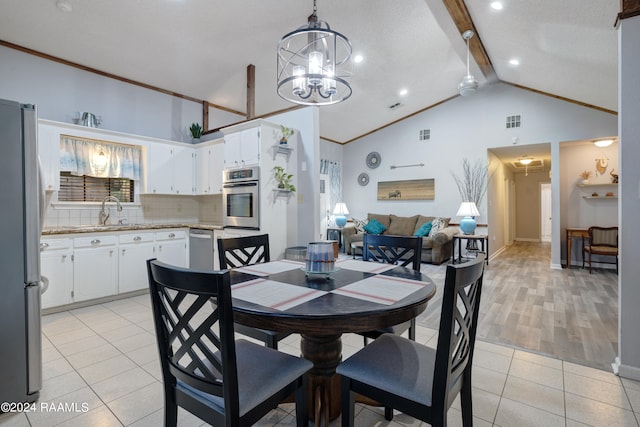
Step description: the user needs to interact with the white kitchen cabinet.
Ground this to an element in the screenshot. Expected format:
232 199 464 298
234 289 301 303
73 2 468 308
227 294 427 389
73 235 118 302
145 143 195 195
196 140 224 195
156 229 188 267
40 238 73 309
37 123 61 191
172 145 196 195
118 232 155 293
223 127 260 169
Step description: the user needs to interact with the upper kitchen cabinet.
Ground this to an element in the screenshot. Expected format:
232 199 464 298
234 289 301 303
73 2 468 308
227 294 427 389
144 142 195 195
195 138 224 195
223 127 261 168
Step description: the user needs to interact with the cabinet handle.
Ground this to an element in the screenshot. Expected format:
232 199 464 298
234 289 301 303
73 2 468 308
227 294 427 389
40 242 49 250
61 255 67 261
122 249 126 255
91 239 101 245
168 233 175 238
133 236 142 241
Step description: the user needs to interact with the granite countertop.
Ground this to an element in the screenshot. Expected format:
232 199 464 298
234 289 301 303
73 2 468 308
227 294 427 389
42 223 223 235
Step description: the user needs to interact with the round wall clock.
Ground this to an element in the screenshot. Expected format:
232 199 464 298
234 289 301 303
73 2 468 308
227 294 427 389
366 152 381 169
357 172 370 186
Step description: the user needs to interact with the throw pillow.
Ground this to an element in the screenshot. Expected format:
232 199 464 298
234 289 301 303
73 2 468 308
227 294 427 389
428 217 450 237
388 214 419 236
363 218 387 235
352 218 367 233
414 221 433 237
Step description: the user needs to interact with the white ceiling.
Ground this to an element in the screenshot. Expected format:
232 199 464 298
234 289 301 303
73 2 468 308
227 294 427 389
0 0 619 144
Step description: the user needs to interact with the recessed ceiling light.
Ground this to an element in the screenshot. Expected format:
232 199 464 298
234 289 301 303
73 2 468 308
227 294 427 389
55 0 72 12
490 1 503 10
509 59 520 66
354 55 364 63
399 89 408 96
594 139 614 147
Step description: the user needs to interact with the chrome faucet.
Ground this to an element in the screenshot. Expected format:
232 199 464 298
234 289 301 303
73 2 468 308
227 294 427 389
99 195 122 226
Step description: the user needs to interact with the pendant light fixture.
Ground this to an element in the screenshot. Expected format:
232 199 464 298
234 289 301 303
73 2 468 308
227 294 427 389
458 30 479 96
277 0 353 105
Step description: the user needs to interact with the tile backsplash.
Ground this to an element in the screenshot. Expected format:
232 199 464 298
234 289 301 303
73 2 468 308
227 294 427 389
43 193 222 229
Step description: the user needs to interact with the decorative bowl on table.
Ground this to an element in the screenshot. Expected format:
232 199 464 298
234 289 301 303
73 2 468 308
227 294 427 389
304 242 337 276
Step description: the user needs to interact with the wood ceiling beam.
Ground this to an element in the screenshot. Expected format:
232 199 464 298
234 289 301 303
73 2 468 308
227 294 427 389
617 0 640 22
246 64 256 120
442 0 497 81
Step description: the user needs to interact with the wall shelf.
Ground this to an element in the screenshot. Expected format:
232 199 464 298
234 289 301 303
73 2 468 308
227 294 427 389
582 195 618 199
577 183 618 188
272 144 293 161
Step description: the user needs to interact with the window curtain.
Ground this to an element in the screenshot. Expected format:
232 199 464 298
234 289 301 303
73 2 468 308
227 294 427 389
320 159 342 222
60 136 141 181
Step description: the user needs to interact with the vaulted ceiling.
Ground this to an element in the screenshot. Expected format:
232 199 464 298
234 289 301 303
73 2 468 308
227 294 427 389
0 0 619 144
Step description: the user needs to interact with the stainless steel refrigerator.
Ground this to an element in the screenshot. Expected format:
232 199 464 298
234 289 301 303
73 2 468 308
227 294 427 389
0 99 42 404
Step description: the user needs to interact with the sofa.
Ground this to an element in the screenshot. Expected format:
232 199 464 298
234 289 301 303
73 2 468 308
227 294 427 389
342 213 460 265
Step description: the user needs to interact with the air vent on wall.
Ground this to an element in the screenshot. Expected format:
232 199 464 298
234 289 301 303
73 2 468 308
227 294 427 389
510 159 544 171
389 102 403 110
506 115 521 129
419 129 430 141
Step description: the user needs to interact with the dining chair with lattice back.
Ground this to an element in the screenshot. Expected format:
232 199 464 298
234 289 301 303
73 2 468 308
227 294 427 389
583 226 619 274
217 234 291 349
146 259 312 427
337 254 486 426
359 233 423 344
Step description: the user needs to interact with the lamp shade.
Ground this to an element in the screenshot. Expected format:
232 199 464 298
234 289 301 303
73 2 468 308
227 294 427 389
456 202 479 235
333 202 349 227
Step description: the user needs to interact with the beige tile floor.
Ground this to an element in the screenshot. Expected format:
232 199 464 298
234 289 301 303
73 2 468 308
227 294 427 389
1 293 639 426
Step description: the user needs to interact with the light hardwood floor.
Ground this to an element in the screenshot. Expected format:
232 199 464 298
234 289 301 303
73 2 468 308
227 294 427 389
418 241 619 371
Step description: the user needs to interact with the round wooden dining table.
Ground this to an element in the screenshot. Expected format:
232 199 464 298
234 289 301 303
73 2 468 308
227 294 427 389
229 259 437 426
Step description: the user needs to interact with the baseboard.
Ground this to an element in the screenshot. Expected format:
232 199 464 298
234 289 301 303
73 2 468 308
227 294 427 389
550 263 563 270
612 357 640 380
488 246 506 263
514 238 541 242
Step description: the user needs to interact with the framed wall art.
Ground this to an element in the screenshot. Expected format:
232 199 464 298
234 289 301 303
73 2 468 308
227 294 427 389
377 179 435 200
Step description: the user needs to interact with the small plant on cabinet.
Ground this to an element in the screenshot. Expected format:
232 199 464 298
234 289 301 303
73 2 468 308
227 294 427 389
189 123 203 140
279 126 294 144
273 166 296 192
579 170 592 184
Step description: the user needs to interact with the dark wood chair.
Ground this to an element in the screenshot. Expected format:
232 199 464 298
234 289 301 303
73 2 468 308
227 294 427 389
582 226 618 274
217 234 291 349
359 234 423 344
337 254 486 426
146 259 311 427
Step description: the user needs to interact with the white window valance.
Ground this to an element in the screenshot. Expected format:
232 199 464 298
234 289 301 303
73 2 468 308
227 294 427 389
59 135 141 181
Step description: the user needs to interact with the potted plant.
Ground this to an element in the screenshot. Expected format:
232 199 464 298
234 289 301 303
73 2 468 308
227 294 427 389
579 170 592 185
189 123 203 142
273 166 296 192
279 126 294 145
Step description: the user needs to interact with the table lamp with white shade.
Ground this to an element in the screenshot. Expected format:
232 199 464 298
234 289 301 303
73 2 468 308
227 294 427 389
456 202 480 235
333 202 349 228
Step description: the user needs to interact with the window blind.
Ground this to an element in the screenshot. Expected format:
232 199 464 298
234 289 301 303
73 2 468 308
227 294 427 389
59 172 134 202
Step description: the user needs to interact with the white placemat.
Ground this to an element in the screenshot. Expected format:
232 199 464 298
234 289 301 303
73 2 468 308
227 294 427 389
335 259 397 274
331 275 426 305
232 278 326 311
234 259 303 276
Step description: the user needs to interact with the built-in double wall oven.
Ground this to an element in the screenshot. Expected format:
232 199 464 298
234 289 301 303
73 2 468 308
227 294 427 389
222 166 260 229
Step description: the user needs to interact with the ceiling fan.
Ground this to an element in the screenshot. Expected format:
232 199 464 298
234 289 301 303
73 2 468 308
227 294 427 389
458 30 479 96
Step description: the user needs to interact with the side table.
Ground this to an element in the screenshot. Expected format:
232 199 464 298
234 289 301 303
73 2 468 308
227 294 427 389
327 228 343 252
451 234 489 265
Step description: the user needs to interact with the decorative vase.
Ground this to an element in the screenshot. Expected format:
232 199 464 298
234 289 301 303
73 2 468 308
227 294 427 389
192 137 201 144
280 138 288 145
459 216 477 235
582 179 589 185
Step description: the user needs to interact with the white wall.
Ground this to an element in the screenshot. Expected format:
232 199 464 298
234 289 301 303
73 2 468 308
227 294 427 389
616 15 640 381
343 82 617 262
0 45 201 142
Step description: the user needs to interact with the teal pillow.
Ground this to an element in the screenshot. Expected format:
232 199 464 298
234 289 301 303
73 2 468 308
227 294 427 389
363 218 387 235
414 221 433 237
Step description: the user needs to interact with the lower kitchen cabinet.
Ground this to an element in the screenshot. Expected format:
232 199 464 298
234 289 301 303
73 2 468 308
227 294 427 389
40 228 189 310
73 236 118 302
40 238 73 309
118 232 155 293
156 230 188 267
